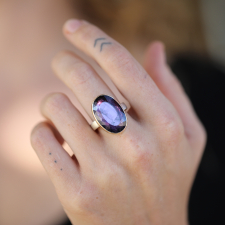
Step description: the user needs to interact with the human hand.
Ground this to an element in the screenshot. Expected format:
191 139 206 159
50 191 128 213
30 19 206 225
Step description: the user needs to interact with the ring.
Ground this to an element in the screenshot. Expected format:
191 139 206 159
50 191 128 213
91 94 127 134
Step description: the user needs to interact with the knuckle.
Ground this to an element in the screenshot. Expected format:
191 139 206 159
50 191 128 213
52 50 70 69
65 183 98 215
129 148 152 170
65 197 88 216
122 131 152 169
67 62 93 86
105 48 139 75
164 120 183 144
71 197 90 215
156 111 184 144
30 123 49 149
99 164 124 187
42 92 68 115
121 130 140 150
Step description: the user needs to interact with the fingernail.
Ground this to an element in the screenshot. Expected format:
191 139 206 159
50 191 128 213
64 19 82 33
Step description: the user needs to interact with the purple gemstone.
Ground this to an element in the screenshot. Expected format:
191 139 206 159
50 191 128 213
92 95 127 133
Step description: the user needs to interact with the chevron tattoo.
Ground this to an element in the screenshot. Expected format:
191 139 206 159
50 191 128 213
94 38 112 52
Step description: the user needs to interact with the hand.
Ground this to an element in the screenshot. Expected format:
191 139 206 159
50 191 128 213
30 19 206 225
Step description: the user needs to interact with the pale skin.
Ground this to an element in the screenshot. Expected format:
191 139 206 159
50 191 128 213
30 19 206 225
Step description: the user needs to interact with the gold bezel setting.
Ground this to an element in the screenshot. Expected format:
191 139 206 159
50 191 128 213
91 94 127 134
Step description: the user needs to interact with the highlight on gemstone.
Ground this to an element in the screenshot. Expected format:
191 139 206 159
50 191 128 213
92 95 127 133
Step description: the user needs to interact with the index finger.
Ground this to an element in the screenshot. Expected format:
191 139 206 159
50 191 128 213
62 19 171 122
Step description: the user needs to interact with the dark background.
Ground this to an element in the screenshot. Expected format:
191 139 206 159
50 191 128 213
172 55 225 224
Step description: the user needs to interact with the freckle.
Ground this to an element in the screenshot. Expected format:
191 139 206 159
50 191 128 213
96 197 98 199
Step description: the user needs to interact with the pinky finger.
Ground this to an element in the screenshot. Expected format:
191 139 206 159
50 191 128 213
30 121 81 199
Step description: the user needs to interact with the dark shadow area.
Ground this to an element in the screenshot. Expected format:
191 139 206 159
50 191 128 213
171 56 225 225
58 220 72 225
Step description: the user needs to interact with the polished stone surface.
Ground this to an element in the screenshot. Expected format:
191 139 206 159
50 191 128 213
92 95 127 133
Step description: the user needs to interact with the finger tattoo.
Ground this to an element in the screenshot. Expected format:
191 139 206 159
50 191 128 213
94 37 106 47
94 37 112 52
49 152 63 171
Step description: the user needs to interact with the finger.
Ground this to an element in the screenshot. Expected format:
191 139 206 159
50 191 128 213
143 41 206 150
51 50 137 135
30 121 81 198
40 92 100 163
52 51 115 119
62 19 168 121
